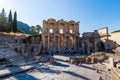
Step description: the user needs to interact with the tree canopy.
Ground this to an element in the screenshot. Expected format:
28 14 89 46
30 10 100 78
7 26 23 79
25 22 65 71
0 8 18 32
13 11 17 32
8 10 12 31
0 8 42 34
0 8 8 32
30 25 43 34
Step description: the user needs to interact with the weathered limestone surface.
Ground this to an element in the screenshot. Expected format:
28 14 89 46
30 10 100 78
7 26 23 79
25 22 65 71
81 27 120 54
42 18 80 53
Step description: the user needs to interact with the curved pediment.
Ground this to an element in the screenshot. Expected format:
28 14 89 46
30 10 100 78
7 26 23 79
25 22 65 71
68 20 75 24
47 18 56 23
57 19 65 23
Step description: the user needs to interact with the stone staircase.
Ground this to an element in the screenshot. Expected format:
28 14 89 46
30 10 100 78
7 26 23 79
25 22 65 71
109 68 120 80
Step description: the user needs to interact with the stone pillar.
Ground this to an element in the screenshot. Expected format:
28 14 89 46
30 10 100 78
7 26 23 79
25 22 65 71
43 35 45 48
48 35 49 49
76 36 78 49
53 34 55 50
77 36 79 49
109 58 114 68
87 46 90 54
87 41 90 54
82 42 84 53
64 35 66 48
73 34 76 48
68 36 69 48
94 41 97 52
58 35 60 49
68 36 70 48
64 23 66 49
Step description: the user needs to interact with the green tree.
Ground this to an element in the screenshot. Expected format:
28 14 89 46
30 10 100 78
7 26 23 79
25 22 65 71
13 11 17 32
30 26 35 34
0 8 7 32
41 27 43 33
36 25 41 34
8 10 12 32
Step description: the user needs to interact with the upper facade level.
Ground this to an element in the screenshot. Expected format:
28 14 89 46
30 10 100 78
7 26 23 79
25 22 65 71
43 18 80 35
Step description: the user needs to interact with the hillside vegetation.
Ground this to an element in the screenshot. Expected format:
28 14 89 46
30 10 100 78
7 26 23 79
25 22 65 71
17 21 32 34
112 30 120 33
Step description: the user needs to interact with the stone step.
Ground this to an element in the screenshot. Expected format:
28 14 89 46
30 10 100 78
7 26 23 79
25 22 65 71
0 65 33 78
112 68 120 77
110 68 120 80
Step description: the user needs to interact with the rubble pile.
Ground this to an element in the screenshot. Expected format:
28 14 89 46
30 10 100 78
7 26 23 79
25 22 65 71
47 58 55 64
34 56 55 64
105 53 120 60
113 47 120 55
86 52 108 63
69 56 86 64
37 57 49 63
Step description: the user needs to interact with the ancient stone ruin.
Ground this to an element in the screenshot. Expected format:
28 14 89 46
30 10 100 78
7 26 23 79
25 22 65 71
42 18 80 54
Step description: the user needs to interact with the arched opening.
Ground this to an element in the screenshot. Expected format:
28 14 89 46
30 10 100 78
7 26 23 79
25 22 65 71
97 42 105 52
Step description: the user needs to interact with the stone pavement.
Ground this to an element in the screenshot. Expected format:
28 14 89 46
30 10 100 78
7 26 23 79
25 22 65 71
1 55 101 80
0 65 32 78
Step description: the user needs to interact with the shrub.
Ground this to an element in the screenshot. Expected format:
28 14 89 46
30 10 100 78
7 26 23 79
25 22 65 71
22 34 42 43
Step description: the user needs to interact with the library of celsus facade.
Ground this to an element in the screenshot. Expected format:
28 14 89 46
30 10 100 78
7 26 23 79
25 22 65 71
42 18 80 53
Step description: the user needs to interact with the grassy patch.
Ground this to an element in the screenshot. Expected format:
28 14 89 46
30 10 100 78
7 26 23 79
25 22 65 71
111 30 120 33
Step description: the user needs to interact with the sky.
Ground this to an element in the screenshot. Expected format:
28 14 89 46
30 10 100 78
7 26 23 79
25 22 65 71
0 0 120 35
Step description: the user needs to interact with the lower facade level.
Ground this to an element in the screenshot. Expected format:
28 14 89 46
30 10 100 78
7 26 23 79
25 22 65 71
42 34 80 53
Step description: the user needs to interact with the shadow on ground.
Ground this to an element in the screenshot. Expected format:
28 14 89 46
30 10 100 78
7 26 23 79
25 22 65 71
78 65 96 70
54 58 68 63
63 71 90 80
53 61 69 67
0 66 38 80
13 73 37 80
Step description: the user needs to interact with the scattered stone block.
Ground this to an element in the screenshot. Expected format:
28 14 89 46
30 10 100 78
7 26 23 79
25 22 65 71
109 58 114 68
48 58 55 64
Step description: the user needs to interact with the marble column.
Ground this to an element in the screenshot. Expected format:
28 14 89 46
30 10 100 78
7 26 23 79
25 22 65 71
94 41 97 52
64 35 66 48
53 34 55 50
48 35 49 49
82 42 85 53
58 35 60 49
73 24 75 49
77 36 79 49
